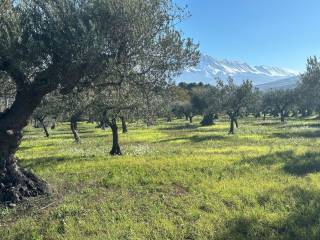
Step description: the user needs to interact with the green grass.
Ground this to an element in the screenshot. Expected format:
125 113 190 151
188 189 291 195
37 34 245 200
2 117 320 239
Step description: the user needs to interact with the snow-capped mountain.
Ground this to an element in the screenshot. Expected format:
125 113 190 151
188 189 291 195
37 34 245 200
176 54 299 86
255 76 299 92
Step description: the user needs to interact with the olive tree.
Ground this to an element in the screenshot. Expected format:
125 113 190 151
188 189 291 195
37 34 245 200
32 93 61 137
262 89 295 122
0 0 198 203
59 89 95 143
221 78 254 134
90 83 141 155
0 0 110 202
190 85 222 126
298 56 320 116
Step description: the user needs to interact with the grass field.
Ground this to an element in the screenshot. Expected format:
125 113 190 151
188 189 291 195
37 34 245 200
1 117 320 239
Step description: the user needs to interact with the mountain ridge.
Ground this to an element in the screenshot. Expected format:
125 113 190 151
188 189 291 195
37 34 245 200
255 76 299 92
176 54 299 87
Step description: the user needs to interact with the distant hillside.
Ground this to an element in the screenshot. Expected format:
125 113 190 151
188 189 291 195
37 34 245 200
175 54 299 86
255 76 300 92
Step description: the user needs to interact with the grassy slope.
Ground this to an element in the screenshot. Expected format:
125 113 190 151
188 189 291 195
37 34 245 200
1 117 320 239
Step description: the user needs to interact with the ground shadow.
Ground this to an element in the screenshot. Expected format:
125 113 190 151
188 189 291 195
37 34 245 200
158 134 225 143
190 135 225 142
238 150 320 177
282 152 320 176
273 130 320 139
78 134 107 139
253 121 284 127
19 143 57 151
160 124 200 131
22 155 93 170
217 186 320 240
46 132 107 140
278 123 320 129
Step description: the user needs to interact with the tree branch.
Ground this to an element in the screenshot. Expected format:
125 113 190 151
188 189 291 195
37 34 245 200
0 58 27 89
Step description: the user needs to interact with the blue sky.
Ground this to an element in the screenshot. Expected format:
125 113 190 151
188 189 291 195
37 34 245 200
174 0 320 71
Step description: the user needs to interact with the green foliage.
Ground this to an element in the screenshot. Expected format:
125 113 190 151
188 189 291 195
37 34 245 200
262 89 295 121
1 117 320 239
298 56 320 114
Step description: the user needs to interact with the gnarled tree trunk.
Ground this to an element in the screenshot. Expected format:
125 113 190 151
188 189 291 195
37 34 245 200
0 89 49 203
109 118 122 155
120 116 128 134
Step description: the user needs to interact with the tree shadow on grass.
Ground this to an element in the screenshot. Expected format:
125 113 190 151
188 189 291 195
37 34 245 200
160 124 199 131
282 152 320 176
277 123 320 129
19 143 57 151
217 186 320 240
79 134 107 139
273 130 320 139
239 150 320 177
47 132 107 141
253 121 284 127
51 127 98 134
190 135 225 142
22 155 92 170
157 135 225 143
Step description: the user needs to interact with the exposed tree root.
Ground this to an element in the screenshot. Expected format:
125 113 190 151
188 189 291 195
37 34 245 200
0 160 49 203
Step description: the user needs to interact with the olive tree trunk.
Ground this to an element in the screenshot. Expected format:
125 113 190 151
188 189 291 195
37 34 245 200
109 118 122 155
280 111 285 123
37 117 49 138
200 113 214 126
100 121 107 130
229 118 235 134
100 110 108 130
70 115 80 143
0 89 48 203
228 113 238 134
189 116 193 123
51 118 56 130
234 118 239 128
120 116 128 134
33 118 41 128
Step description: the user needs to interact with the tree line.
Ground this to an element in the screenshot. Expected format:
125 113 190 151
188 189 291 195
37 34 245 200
2 56 320 162
168 56 320 133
